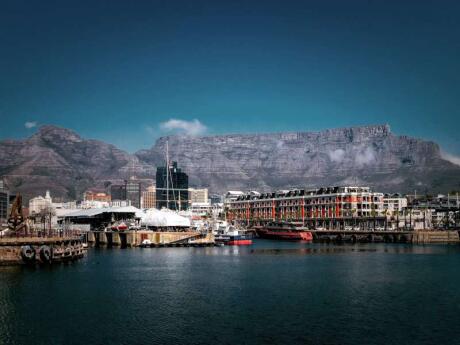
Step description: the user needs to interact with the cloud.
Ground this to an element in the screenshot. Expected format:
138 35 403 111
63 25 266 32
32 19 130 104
328 149 346 163
441 151 460 166
25 121 37 129
355 147 376 166
159 118 207 136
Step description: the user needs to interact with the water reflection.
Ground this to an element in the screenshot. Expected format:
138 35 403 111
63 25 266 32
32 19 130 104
220 242 458 256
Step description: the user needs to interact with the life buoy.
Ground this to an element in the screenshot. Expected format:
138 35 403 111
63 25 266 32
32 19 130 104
21 245 36 262
39 245 52 263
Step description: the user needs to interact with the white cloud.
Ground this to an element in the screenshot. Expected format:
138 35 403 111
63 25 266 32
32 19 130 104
25 121 37 129
159 118 207 136
328 149 346 163
441 151 460 166
355 147 376 166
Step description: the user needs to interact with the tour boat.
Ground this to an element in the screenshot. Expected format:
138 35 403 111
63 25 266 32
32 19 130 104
214 222 253 246
256 221 313 241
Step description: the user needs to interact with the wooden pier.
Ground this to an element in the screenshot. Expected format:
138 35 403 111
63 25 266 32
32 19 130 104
0 236 85 265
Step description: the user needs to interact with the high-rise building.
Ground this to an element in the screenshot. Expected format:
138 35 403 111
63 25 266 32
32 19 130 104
156 161 189 210
126 180 141 208
110 184 127 201
141 185 156 209
109 181 141 208
188 188 209 204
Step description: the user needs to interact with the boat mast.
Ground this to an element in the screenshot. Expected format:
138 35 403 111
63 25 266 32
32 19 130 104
166 140 169 210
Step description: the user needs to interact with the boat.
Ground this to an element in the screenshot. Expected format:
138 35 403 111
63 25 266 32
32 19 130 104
139 239 152 248
256 221 313 241
214 222 252 246
110 222 128 231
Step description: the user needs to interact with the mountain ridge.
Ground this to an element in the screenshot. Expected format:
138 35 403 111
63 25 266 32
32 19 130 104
0 124 459 201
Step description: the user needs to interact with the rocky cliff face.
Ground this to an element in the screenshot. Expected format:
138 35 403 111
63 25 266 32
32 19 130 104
1 124 459 201
0 125 152 200
136 124 460 194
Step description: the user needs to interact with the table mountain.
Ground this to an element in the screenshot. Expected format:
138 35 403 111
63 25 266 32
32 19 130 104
136 124 460 195
1 124 459 201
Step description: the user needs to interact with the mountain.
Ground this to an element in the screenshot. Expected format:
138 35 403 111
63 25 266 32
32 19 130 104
0 125 153 201
1 124 459 201
136 124 460 195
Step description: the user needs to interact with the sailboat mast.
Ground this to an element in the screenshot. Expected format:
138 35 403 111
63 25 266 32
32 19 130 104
166 140 169 209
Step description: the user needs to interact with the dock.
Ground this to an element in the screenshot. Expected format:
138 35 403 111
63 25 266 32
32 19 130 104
88 230 215 248
310 229 460 244
0 236 85 265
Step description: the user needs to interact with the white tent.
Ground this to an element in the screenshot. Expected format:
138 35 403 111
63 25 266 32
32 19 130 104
140 208 191 228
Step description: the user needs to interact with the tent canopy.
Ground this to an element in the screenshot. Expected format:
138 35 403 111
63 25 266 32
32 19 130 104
140 208 191 227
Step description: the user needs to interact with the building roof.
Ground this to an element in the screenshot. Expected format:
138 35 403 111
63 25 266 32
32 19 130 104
61 206 142 218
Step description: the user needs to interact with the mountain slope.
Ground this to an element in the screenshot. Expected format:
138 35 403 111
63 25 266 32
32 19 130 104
0 126 151 200
136 124 460 194
1 124 459 201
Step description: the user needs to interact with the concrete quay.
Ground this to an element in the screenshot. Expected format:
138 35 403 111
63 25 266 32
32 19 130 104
88 231 215 248
311 230 460 244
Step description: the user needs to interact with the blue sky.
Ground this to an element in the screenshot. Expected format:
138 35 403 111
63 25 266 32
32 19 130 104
0 0 459 156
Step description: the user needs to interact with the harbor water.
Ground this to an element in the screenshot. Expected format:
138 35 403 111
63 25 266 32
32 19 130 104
1 240 460 345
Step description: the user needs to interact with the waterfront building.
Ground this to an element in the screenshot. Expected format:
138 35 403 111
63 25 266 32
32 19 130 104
228 186 384 229
109 200 132 208
190 202 212 217
126 180 141 209
80 200 110 209
383 193 408 215
209 194 223 205
224 191 245 208
110 184 127 201
141 185 156 209
156 161 189 211
398 208 433 230
59 206 141 231
109 181 141 208
188 188 208 204
84 190 111 202
29 190 53 216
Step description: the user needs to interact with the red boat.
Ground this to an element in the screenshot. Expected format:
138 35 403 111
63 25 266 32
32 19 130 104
256 222 313 241
227 238 253 245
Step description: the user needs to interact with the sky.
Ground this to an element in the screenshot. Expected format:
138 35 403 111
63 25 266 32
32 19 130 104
0 0 459 157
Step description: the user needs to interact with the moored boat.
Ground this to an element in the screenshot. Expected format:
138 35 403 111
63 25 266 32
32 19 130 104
256 221 312 241
214 222 253 246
